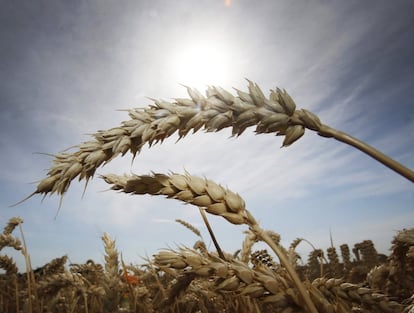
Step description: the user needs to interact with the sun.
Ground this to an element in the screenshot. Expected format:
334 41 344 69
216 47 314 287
170 41 232 90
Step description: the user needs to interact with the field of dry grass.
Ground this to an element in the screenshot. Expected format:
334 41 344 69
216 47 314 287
1 217 413 312
2 82 413 312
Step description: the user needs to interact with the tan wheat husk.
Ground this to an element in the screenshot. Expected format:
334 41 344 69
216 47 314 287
15 81 412 208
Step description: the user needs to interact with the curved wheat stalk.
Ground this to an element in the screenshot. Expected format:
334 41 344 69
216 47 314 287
102 171 319 313
13 80 413 207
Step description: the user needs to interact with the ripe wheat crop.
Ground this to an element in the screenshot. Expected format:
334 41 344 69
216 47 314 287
3 81 413 313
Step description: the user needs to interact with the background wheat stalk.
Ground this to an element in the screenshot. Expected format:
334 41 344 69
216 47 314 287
14 81 413 207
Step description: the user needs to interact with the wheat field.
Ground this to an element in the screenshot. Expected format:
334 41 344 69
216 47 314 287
2 82 413 313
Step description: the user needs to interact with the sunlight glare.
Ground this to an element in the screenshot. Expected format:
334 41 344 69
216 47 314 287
171 41 232 90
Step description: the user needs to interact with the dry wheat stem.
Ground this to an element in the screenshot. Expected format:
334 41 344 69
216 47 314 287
18 223 37 313
198 207 226 260
316 124 414 182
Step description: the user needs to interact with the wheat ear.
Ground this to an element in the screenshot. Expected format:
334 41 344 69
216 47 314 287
175 219 202 238
15 80 412 207
101 232 120 312
311 278 403 312
102 172 319 313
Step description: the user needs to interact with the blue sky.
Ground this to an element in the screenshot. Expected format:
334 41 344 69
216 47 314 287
1 0 413 271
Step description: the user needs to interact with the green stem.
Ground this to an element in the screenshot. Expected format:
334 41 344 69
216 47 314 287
250 223 318 313
318 124 414 183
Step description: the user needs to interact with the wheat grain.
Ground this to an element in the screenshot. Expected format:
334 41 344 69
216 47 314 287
240 230 257 264
326 247 341 278
152 247 349 312
102 233 119 278
101 232 120 313
0 255 18 275
340 244 352 276
251 250 277 271
14 83 325 206
70 259 104 285
312 277 403 313
287 238 303 266
15 83 295 203
37 272 85 295
34 255 68 277
354 240 378 268
367 264 389 291
307 249 324 280
3 217 23 236
153 247 289 298
384 228 414 301
0 234 22 251
102 172 255 226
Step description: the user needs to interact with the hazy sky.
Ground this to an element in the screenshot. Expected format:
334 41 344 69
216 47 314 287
1 0 413 271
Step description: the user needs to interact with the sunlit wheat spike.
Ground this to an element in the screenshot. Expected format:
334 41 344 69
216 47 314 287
16 82 310 204
15 77 413 208
101 172 255 226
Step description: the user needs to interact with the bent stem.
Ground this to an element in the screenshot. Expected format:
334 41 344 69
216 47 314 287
318 124 414 183
249 223 318 313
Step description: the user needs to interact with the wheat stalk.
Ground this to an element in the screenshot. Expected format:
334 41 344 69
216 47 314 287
153 246 403 312
102 172 253 225
102 171 319 313
40 255 68 276
0 255 18 275
37 272 86 294
153 247 289 300
18 222 39 313
311 277 403 313
3 217 23 236
14 80 412 208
